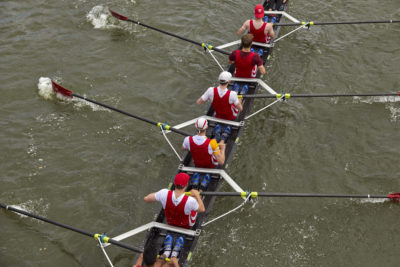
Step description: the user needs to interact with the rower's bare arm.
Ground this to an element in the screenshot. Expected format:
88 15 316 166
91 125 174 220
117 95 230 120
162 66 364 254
190 189 205 213
268 24 275 39
144 193 157 203
236 101 243 112
168 257 180 267
237 20 249 35
215 143 226 165
196 97 205 105
258 65 266 75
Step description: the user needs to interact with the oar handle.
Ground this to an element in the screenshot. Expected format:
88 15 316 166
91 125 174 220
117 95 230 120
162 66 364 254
0 203 143 253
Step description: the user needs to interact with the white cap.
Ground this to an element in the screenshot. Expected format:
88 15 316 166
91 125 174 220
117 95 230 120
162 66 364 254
218 71 232 83
195 118 208 130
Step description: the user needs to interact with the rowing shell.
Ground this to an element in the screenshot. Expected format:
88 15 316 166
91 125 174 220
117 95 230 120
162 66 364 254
130 1 290 266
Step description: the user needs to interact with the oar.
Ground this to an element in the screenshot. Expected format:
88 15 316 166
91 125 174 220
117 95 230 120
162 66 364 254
240 92 400 99
274 19 400 27
108 9 230 56
186 191 400 201
51 81 190 136
0 202 143 253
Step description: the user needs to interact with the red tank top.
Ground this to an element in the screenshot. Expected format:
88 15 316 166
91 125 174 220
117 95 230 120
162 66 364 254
165 190 197 229
189 136 217 168
250 20 268 43
211 87 238 121
234 50 257 78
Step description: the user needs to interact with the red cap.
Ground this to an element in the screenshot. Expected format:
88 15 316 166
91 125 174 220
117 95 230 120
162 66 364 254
174 173 189 186
254 4 265 19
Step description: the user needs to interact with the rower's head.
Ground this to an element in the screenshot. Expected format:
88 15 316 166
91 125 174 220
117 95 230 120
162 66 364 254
174 172 190 190
241 33 253 49
195 117 208 133
254 4 265 19
218 71 232 86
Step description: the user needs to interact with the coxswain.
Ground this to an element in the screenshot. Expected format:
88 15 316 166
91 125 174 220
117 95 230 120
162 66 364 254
182 118 226 168
228 34 265 78
144 173 206 229
237 4 275 43
196 71 243 121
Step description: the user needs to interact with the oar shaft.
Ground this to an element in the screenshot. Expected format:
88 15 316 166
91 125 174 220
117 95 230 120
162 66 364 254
275 19 400 26
71 94 190 136
110 9 229 55
0 203 143 253
242 92 400 99
200 192 389 198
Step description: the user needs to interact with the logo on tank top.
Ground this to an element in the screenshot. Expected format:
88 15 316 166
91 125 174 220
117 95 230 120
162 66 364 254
189 210 197 225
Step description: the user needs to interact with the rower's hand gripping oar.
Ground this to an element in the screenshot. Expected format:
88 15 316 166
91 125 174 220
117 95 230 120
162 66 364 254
108 9 230 56
240 92 400 99
0 202 143 253
273 19 400 27
186 191 400 202
51 81 190 136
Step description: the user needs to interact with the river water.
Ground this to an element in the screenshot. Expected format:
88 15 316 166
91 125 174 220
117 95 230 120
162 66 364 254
1 0 400 266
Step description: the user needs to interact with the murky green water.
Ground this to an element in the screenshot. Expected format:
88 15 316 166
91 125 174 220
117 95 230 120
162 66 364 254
1 0 400 266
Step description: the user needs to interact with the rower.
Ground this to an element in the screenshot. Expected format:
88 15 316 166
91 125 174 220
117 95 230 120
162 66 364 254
182 118 227 168
264 0 287 23
144 173 206 229
196 71 243 121
228 34 266 78
237 4 275 43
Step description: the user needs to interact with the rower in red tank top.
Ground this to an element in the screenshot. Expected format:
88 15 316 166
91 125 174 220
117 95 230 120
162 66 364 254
144 173 206 228
249 20 268 43
182 118 226 168
228 34 265 78
197 71 243 121
237 4 275 43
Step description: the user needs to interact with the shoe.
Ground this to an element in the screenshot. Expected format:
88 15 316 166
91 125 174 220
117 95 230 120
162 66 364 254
213 124 222 143
221 126 231 143
162 234 173 258
171 236 185 258
240 84 249 95
199 174 211 192
233 82 240 94
191 173 200 189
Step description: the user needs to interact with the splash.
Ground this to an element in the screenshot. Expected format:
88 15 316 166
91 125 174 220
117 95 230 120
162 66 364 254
359 198 387 204
387 105 400 122
37 77 111 112
37 77 54 100
352 95 400 104
10 199 49 221
87 5 139 33
87 5 123 29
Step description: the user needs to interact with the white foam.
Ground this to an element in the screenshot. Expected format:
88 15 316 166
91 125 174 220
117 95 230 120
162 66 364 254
87 5 116 29
387 105 400 122
10 199 49 221
352 95 400 104
360 198 387 204
37 77 54 100
87 5 139 33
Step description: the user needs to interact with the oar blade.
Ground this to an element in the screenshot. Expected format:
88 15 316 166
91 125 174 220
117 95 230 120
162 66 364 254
388 193 400 202
109 9 128 21
51 80 73 98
